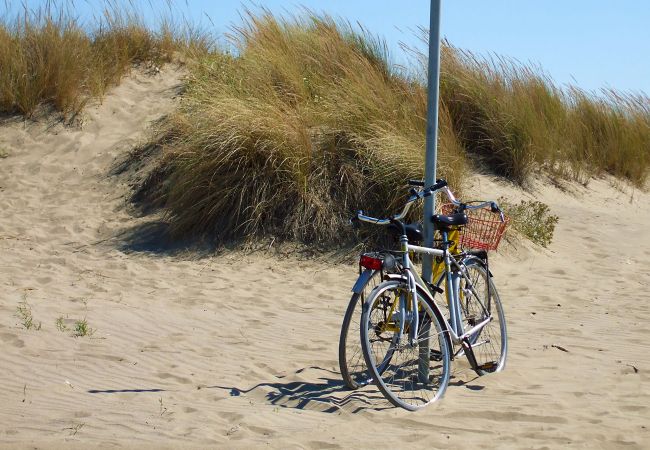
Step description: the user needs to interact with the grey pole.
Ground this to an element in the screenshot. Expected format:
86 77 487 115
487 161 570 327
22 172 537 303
422 0 442 284
418 0 443 385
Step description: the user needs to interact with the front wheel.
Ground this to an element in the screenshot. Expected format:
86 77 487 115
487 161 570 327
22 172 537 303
360 280 451 411
460 257 507 375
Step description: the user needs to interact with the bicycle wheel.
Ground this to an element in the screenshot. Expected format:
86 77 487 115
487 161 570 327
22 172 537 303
338 270 382 389
460 257 507 374
361 280 451 411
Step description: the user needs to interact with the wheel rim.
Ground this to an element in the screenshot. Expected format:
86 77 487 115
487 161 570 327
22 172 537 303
362 283 450 410
339 271 381 388
461 262 507 373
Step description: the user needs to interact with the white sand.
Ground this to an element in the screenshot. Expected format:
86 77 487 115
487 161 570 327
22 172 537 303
0 68 648 449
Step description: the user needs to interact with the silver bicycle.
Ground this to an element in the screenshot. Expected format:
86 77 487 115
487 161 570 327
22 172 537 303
340 179 508 410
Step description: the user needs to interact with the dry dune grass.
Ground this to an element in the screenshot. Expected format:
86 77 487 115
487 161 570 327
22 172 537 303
440 43 650 186
1 4 647 246
0 0 211 119
135 10 467 245
136 9 648 246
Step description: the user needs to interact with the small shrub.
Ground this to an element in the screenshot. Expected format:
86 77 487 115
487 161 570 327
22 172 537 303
0 148 9 158
502 199 559 248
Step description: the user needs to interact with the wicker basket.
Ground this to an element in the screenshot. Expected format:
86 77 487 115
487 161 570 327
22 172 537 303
440 203 510 251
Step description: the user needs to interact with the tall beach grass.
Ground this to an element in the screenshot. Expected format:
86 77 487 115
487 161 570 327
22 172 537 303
134 10 648 246
1 4 647 246
132 10 468 245
0 0 212 119
438 42 650 186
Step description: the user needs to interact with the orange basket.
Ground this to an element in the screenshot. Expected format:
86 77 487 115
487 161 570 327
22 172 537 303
440 203 510 251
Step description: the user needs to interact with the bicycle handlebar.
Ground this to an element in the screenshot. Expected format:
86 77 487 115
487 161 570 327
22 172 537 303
352 179 505 225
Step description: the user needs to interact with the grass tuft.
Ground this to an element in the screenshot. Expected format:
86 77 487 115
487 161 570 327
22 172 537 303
73 318 93 337
439 42 650 187
55 316 68 332
16 298 41 330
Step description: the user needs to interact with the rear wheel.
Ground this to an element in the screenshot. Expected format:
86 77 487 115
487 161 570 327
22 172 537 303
338 270 382 389
360 280 451 410
459 257 507 374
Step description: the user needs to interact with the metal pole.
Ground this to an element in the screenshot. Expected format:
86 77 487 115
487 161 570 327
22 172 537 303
422 0 442 284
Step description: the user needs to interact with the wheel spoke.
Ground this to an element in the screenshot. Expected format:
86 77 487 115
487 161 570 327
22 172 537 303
360 280 451 410
459 259 507 375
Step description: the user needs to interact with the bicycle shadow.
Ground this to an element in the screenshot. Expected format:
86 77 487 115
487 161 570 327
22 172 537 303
208 367 390 414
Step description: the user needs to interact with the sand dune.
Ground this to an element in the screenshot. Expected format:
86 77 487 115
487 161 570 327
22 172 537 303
0 67 648 449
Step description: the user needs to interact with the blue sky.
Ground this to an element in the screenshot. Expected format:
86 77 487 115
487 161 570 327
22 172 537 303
4 1 649 94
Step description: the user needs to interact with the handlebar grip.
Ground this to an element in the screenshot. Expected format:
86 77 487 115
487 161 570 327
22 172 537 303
408 179 425 187
349 210 362 226
431 179 448 190
422 179 448 197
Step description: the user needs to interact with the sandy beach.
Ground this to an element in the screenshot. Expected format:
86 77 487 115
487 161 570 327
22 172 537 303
1 68 648 449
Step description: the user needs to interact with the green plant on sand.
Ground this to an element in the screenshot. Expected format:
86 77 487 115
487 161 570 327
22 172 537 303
73 318 93 337
55 316 68 332
16 299 41 330
501 199 559 248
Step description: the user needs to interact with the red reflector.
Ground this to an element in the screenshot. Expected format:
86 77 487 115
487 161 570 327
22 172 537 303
359 255 383 270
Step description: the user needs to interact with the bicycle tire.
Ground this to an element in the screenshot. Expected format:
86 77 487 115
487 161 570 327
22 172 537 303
360 280 451 411
338 270 382 389
459 256 507 375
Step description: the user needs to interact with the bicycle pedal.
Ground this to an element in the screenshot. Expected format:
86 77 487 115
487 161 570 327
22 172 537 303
429 350 443 361
424 281 443 294
478 361 498 371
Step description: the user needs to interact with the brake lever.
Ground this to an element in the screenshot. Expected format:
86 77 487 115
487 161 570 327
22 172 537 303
490 202 506 223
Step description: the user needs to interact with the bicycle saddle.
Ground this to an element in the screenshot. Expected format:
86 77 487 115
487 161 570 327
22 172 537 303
388 222 423 243
431 213 468 230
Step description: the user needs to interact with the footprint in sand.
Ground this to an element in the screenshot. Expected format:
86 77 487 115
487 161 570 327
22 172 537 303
157 372 192 384
217 411 244 422
248 425 275 437
0 332 25 348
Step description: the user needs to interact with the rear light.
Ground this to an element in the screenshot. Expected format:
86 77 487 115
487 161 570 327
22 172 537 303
359 254 383 270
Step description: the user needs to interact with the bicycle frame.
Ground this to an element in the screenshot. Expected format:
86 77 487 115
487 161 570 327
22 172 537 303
399 230 493 350
353 182 500 358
